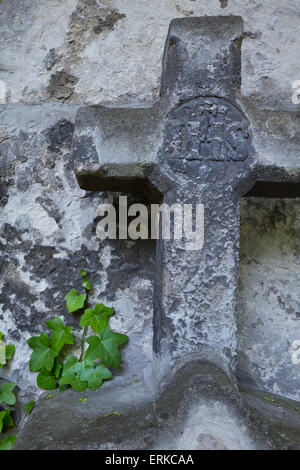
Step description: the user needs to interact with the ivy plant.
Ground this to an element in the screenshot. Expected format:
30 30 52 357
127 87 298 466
0 332 17 451
27 270 128 393
0 332 15 370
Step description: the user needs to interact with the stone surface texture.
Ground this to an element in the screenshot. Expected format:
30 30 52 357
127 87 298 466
15 362 295 450
238 197 300 401
0 0 300 111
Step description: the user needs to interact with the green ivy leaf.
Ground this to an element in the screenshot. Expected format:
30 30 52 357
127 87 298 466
80 269 87 277
59 384 69 392
27 332 58 372
45 316 74 353
80 364 112 391
0 435 17 451
0 332 15 369
0 409 14 433
81 278 91 290
54 361 63 379
65 289 86 313
5 345 15 361
60 356 87 392
37 369 57 390
61 355 78 374
80 304 115 335
0 343 15 370
0 382 16 406
0 345 15 370
85 327 128 369
23 401 35 417
0 341 5 366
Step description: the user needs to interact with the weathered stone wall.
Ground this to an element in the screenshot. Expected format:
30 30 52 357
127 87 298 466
0 0 299 109
238 197 300 401
0 0 300 448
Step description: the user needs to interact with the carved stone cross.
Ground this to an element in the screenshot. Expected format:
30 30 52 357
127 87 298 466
72 17 300 385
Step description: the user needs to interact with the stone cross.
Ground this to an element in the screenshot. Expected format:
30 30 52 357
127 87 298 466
72 17 300 385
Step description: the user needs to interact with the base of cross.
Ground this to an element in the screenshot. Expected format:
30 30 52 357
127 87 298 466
15 358 300 450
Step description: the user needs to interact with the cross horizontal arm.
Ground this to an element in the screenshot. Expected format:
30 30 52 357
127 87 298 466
72 103 166 199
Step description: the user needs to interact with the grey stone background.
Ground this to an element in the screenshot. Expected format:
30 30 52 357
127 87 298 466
0 0 300 448
0 0 299 110
238 197 300 401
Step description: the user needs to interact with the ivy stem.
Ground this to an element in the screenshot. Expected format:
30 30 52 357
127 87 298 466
79 326 88 362
78 274 90 362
